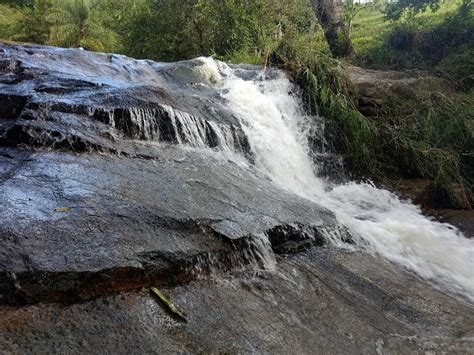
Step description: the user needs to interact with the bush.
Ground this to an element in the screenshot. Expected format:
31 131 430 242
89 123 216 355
0 5 23 40
387 22 420 50
379 91 473 207
437 47 474 89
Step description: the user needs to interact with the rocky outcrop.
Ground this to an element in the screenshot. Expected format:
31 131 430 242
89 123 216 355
0 147 337 305
0 44 337 306
348 65 452 117
0 44 473 353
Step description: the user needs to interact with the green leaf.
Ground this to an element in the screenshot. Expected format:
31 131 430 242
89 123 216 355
150 287 188 322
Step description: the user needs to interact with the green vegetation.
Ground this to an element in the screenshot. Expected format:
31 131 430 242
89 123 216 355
385 0 443 20
0 0 318 62
2 0 468 73
269 41 378 172
0 0 127 51
379 90 473 207
351 0 473 76
346 0 474 206
0 0 472 207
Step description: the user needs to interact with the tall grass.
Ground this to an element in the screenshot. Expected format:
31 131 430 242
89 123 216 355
270 41 473 208
270 41 380 173
297 63 379 172
379 92 473 207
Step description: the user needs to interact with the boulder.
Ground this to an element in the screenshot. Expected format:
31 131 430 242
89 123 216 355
348 65 452 117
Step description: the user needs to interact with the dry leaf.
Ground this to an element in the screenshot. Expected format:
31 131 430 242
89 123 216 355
150 287 187 322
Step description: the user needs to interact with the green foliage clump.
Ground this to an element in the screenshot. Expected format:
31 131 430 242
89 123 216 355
379 91 473 207
0 4 23 39
270 41 379 172
385 0 442 20
299 64 379 172
352 0 474 75
0 0 131 52
15 0 55 44
121 0 315 63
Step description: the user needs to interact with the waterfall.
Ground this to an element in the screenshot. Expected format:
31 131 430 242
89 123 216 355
89 103 248 153
85 55 473 300
181 58 474 301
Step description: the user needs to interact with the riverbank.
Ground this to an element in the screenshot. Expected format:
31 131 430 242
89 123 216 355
347 64 473 212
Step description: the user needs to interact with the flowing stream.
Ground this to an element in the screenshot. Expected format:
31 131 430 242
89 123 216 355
178 57 474 302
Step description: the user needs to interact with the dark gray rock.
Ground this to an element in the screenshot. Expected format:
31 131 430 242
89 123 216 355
0 43 337 305
1 249 472 354
0 146 335 304
0 44 252 155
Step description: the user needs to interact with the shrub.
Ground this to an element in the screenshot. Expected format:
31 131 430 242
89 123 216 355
387 22 420 50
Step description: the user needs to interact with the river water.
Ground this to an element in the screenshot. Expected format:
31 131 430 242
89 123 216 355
185 57 474 302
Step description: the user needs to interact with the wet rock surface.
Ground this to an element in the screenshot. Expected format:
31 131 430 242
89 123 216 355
0 43 252 155
387 178 472 213
0 146 334 305
0 43 336 306
433 209 474 238
1 249 473 354
0 44 473 353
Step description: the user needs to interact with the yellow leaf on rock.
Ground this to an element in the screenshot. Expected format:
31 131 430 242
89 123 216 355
54 207 71 212
150 287 188 322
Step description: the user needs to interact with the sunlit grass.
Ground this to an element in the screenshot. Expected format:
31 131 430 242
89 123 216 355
350 0 464 57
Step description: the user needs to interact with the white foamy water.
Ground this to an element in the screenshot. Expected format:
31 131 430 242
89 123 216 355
191 58 474 301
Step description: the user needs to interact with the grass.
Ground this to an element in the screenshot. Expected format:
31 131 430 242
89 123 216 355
296 62 379 172
379 90 473 207
270 41 379 173
270 30 473 208
345 0 473 207
350 0 470 70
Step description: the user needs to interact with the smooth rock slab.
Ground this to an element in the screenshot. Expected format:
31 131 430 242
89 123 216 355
0 146 335 304
1 248 472 354
0 43 338 305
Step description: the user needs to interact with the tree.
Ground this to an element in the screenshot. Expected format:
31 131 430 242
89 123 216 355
310 0 354 57
14 0 55 44
48 0 119 51
343 0 364 37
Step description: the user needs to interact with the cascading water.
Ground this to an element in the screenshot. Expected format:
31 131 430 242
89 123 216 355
180 57 474 302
